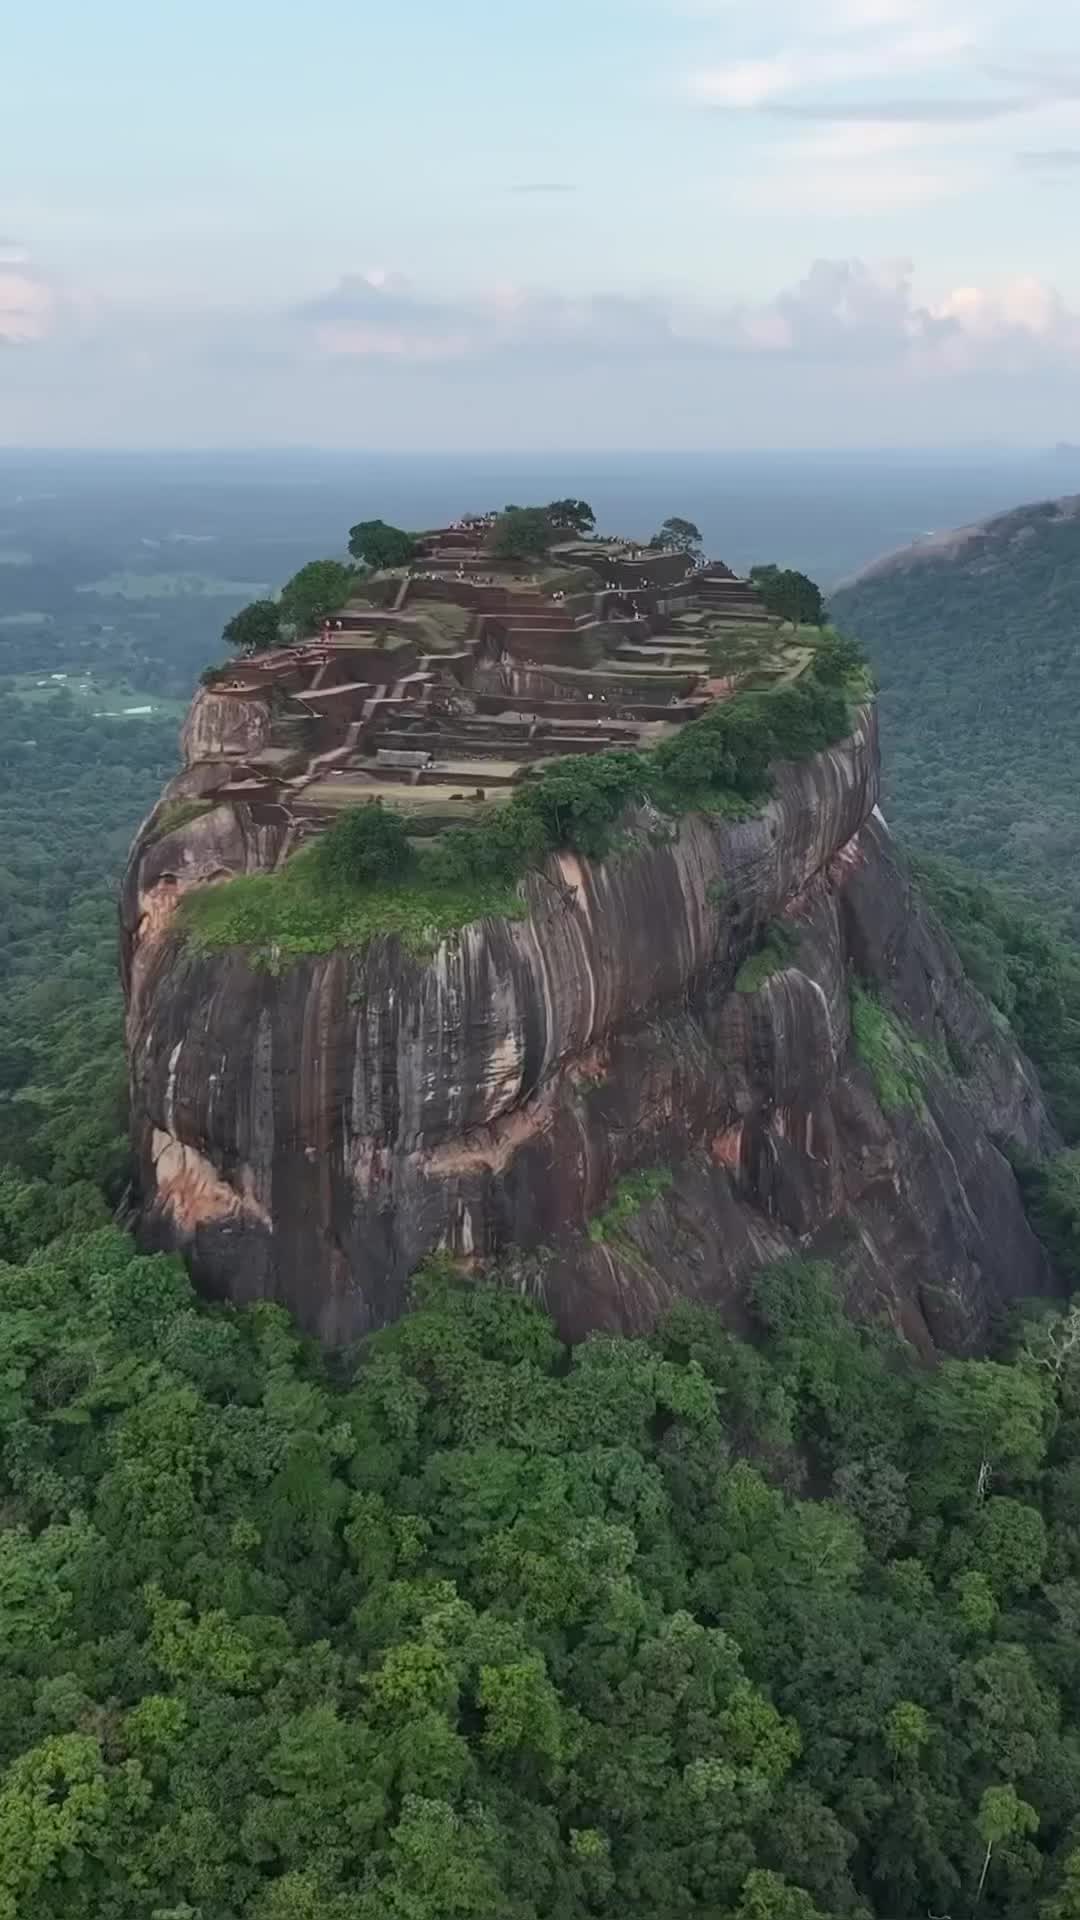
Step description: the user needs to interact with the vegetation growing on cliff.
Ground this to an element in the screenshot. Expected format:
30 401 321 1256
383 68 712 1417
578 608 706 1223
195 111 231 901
145 795 216 844
850 985 935 1116
587 1165 673 1241
182 639 867 957
4 1240 1080 1917
735 922 800 994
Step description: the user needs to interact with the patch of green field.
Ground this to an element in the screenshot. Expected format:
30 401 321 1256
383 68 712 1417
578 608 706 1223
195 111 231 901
76 572 270 600
6 673 187 719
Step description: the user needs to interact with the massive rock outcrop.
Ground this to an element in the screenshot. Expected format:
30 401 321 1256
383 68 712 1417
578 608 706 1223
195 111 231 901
122 693 1059 1353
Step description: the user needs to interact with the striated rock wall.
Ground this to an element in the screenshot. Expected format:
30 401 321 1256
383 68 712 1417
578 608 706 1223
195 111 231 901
122 703 1059 1352
180 688 275 763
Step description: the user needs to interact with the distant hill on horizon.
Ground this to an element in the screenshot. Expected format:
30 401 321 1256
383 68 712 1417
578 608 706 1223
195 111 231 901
830 493 1080 933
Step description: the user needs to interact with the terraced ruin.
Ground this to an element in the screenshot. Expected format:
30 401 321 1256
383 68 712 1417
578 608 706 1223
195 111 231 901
190 517 802 846
124 512 1057 1367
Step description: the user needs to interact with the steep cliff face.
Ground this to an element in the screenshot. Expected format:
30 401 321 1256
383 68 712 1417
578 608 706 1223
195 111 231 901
123 698 1059 1353
180 688 275 763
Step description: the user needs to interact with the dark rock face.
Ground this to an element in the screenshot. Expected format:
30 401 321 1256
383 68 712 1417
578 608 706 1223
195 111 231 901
123 703 1058 1352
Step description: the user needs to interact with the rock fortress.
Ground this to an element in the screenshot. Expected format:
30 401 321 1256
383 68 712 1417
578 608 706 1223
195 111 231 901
121 506 1057 1351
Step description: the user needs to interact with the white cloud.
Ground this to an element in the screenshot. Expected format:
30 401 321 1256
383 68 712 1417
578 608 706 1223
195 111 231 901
929 276 1080 365
0 248 55 344
682 0 1080 217
817 0 946 27
11 249 1080 379
684 0 1080 145
288 258 1080 373
691 23 973 108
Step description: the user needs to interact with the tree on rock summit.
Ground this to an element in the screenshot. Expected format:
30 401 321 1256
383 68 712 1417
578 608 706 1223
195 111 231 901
222 599 281 653
279 559 356 635
347 520 416 570
489 507 554 562
752 565 826 628
546 498 596 536
653 516 703 554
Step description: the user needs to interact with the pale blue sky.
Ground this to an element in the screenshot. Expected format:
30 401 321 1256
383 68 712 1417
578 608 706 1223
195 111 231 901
4 0 1080 446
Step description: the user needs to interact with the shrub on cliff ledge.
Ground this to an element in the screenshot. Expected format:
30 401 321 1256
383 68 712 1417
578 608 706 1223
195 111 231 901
735 920 800 993
319 801 414 888
654 675 849 807
851 985 934 1115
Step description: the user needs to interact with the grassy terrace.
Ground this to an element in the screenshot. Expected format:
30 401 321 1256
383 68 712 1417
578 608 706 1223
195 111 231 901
185 860 524 959
181 631 869 961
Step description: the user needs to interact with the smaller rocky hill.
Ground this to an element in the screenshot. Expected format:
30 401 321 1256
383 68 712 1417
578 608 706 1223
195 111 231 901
830 495 1080 933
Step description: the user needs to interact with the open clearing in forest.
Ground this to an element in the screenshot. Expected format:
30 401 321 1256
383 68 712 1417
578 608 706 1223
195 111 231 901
77 571 270 600
4 672 187 719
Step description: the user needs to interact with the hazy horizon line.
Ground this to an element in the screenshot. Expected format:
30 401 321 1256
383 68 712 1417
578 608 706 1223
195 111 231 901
0 442 1075 461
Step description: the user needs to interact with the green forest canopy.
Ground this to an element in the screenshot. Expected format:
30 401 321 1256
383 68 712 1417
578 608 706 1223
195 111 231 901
830 500 1080 937
8 514 1080 1912
0 689 174 1245
5 1230 1080 1919
4 681 1080 1916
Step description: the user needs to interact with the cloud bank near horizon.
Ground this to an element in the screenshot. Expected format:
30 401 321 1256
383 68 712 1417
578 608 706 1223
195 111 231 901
5 245 1079 452
6 250 1080 374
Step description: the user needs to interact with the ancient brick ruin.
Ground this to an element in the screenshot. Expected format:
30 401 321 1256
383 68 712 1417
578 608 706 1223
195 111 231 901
192 521 790 843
